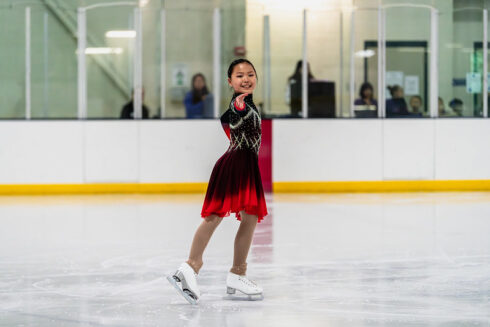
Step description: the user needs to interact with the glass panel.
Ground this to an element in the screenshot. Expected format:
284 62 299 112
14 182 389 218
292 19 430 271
440 8 483 118
86 5 135 119
351 8 379 118
31 5 77 119
164 8 214 119
306 10 341 118
141 2 163 119
268 9 303 117
0 5 25 118
385 6 430 118
221 6 247 116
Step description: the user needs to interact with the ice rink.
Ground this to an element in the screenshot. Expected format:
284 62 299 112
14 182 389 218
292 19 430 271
1 192 489 326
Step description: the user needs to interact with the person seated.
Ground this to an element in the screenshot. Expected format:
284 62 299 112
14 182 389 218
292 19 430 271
184 73 213 119
409 95 423 114
448 98 464 117
285 60 315 116
354 82 378 109
120 88 150 119
438 97 456 117
386 85 409 117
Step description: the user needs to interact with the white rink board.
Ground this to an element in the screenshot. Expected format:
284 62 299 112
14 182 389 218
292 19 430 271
0 119 489 184
273 119 490 182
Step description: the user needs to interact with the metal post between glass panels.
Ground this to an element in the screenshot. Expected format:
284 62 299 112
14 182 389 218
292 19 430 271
349 10 355 118
213 8 221 119
25 7 31 120
339 11 343 118
43 12 49 118
263 15 271 114
429 8 438 118
160 9 166 119
77 8 87 119
302 9 308 119
133 7 143 119
483 9 488 118
378 7 385 118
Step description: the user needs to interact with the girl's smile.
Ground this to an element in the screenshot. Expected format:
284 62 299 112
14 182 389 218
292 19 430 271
228 63 257 94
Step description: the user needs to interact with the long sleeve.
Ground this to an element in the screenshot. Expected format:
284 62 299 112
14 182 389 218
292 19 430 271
220 110 231 140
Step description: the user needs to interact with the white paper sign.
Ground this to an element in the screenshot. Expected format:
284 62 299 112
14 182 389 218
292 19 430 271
386 71 404 87
404 75 419 95
466 72 481 94
172 63 189 87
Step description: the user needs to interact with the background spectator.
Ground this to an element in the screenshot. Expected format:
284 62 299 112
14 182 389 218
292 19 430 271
386 85 409 117
184 73 213 119
355 82 378 108
120 88 150 119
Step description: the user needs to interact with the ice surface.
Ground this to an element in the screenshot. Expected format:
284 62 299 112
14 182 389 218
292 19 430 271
0 193 489 326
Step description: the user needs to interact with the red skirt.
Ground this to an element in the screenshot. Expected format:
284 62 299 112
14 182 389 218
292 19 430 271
201 148 268 223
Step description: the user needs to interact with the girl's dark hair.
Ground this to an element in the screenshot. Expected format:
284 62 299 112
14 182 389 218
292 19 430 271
191 73 209 104
227 59 258 79
387 84 402 97
359 82 374 99
289 60 314 81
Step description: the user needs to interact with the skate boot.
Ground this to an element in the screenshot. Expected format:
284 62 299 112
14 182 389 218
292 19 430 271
167 262 200 305
226 272 263 300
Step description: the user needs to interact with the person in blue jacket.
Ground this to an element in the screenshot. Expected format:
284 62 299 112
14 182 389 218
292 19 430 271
184 73 213 118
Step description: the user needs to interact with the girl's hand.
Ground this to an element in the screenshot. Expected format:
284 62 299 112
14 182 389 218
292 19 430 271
235 93 248 109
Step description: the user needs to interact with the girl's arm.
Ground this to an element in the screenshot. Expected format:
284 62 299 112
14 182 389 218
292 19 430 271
220 111 231 140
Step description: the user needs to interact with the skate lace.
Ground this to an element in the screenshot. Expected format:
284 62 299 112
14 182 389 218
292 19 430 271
239 276 257 287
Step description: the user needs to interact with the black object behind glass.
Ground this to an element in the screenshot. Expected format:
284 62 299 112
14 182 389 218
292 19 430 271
290 80 335 118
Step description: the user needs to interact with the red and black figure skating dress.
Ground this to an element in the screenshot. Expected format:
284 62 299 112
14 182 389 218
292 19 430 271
201 93 268 223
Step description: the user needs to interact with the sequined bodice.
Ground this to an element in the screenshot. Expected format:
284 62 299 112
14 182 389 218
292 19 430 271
220 94 262 154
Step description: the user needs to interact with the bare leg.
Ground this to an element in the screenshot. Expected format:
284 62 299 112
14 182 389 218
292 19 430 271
187 215 223 274
230 211 258 276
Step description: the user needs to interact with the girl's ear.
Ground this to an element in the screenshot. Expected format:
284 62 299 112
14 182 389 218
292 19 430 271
227 77 232 87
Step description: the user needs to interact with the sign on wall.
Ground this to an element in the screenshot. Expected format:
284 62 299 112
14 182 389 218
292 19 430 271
172 63 189 88
404 75 419 96
466 72 481 94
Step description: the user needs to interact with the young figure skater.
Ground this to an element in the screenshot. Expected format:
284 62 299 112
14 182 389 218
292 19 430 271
167 59 268 304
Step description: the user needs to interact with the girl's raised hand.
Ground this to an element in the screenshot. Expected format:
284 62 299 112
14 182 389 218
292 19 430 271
234 93 248 109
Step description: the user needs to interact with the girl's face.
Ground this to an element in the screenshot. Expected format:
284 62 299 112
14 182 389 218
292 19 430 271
228 63 256 94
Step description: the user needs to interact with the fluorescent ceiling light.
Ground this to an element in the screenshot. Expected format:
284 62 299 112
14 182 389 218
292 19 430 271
139 0 149 7
105 30 136 38
354 49 375 58
85 47 123 54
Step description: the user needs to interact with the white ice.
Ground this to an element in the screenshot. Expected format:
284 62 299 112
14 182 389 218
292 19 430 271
0 192 489 326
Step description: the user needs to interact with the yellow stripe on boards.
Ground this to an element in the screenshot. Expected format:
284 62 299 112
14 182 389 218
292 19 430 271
0 180 490 195
273 180 490 193
0 183 208 195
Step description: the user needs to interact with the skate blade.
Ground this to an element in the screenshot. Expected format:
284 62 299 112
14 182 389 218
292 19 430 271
224 291 264 301
166 275 198 305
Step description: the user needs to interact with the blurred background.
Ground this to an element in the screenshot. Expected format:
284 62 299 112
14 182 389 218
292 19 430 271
1 0 489 120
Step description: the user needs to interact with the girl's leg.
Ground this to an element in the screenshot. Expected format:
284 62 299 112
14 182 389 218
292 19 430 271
187 215 223 274
230 211 258 275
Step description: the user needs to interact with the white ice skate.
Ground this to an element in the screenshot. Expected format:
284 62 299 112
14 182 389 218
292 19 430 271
226 272 263 300
167 262 200 305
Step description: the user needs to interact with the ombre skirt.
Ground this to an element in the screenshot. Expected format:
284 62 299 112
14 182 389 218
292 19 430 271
201 148 268 223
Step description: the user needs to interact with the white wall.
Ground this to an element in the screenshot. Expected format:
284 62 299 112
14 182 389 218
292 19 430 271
0 119 489 185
